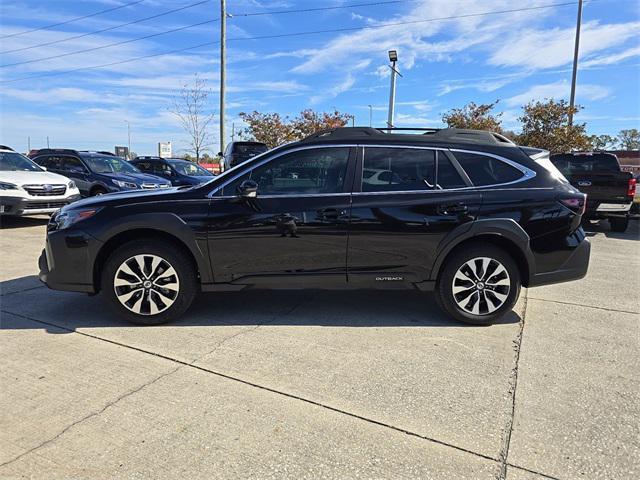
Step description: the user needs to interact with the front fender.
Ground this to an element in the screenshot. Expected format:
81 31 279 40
93 212 213 284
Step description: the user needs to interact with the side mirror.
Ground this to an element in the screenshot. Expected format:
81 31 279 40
237 179 258 198
217 152 223 157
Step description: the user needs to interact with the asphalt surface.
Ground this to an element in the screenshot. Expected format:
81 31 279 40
0 215 638 479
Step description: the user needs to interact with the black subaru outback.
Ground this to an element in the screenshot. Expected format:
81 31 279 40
39 128 590 325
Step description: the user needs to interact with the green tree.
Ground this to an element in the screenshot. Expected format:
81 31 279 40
516 99 591 153
441 100 503 132
239 109 352 148
589 134 617 150
617 129 640 150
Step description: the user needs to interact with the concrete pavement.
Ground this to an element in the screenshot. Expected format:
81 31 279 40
1 216 638 479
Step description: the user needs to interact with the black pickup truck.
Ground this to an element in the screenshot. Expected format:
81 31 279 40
550 152 636 232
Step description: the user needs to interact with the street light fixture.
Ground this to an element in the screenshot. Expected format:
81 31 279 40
387 49 401 129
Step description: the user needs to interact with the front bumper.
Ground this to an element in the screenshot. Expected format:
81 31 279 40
528 237 591 287
38 227 102 293
0 194 81 216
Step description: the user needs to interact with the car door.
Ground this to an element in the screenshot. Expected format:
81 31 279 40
60 156 91 195
206 146 355 284
347 145 482 285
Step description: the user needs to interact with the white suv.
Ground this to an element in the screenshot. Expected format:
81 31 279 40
0 147 81 216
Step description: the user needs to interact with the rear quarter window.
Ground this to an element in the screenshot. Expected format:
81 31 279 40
453 151 523 186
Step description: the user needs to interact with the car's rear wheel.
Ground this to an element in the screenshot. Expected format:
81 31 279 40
609 216 629 232
101 240 197 325
435 245 521 325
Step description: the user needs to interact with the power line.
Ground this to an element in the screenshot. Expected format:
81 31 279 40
0 17 220 68
0 0 146 40
0 1 589 82
0 0 403 57
232 0 411 17
0 0 211 55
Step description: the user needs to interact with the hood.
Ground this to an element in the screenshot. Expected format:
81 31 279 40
0 170 72 186
100 172 171 185
65 186 183 210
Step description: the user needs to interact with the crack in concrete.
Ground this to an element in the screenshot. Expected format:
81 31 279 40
0 284 46 297
527 297 639 315
0 365 181 469
2 306 561 480
497 289 528 480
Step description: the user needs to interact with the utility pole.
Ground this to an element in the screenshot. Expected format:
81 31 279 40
27 136 31 153
219 0 226 155
386 50 400 129
46 136 50 148
231 122 235 142
125 120 131 158
368 105 373 127
568 0 583 126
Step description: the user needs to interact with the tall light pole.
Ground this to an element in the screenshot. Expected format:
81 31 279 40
219 0 226 156
124 120 131 158
568 0 583 126
368 104 373 127
386 50 400 129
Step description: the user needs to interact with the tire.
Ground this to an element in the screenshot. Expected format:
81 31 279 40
91 186 107 196
435 244 521 325
101 239 197 325
609 216 629 232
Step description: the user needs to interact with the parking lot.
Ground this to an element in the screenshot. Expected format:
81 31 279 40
0 216 638 479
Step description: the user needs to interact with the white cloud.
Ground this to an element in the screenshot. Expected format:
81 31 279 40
489 21 640 69
505 81 611 107
581 46 640 68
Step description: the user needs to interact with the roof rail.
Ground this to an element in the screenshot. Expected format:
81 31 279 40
133 155 163 160
28 148 80 156
300 127 516 145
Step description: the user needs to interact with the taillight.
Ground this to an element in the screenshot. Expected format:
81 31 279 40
628 178 637 197
560 195 586 216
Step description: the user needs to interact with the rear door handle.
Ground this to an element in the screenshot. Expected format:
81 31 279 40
438 203 468 215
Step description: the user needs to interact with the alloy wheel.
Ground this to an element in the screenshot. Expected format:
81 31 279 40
113 254 180 315
451 257 510 316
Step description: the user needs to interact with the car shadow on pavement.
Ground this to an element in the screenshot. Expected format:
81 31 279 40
0 216 49 229
582 216 640 241
0 276 521 333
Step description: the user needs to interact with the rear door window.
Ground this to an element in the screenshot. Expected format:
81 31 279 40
362 147 435 192
453 151 523 186
437 155 467 189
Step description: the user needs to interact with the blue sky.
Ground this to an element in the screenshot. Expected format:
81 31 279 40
1 0 638 156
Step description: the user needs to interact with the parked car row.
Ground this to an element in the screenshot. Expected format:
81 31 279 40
38 127 592 327
1 146 227 217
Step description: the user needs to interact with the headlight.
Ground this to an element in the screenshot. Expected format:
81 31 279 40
0 182 18 190
112 179 138 189
68 180 77 189
53 208 100 230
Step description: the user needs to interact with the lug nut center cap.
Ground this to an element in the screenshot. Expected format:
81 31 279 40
477 282 485 290
143 280 152 289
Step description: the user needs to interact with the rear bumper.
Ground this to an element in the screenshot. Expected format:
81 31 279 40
585 201 632 218
528 238 591 287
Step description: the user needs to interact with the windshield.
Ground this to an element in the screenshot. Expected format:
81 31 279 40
0 152 43 171
168 160 213 176
234 143 268 156
82 155 140 174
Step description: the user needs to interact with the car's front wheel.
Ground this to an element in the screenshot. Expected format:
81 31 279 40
435 245 521 325
101 239 197 325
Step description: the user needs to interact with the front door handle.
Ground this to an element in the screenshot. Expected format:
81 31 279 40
438 203 468 215
319 208 347 220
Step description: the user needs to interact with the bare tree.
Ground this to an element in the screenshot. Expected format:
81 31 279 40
170 74 215 163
